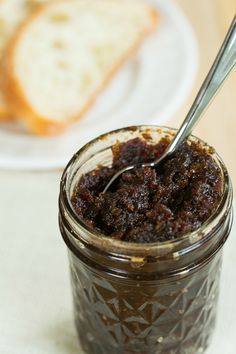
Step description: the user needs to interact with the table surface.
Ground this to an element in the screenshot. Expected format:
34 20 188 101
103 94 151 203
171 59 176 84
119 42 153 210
1 1 236 353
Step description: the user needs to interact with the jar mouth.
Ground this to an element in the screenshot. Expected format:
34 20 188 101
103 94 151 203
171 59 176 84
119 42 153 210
60 125 233 257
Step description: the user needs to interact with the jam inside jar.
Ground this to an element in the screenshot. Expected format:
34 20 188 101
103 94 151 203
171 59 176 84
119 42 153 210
59 126 233 354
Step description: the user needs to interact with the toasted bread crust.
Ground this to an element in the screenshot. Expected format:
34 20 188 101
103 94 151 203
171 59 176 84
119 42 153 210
0 105 10 120
0 0 49 121
2 1 158 136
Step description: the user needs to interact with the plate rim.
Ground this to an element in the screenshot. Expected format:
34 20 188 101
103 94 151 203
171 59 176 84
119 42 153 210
0 0 199 171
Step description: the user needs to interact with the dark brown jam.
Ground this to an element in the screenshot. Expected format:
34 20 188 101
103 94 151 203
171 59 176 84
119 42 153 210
71 137 223 243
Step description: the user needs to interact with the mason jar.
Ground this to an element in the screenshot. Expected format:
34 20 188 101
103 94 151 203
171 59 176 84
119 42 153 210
59 126 233 354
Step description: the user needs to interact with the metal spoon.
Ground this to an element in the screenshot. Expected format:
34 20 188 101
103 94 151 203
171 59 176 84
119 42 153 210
103 15 236 193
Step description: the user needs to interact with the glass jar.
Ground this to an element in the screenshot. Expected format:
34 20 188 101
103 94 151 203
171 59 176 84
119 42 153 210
59 126 233 354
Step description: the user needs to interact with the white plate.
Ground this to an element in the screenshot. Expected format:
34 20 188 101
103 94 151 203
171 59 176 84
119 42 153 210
0 0 198 170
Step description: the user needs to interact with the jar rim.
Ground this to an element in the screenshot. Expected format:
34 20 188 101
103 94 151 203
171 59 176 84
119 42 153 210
60 125 233 258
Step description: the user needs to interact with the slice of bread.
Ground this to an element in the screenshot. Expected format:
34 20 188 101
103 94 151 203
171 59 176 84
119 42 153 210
0 0 50 119
3 0 158 135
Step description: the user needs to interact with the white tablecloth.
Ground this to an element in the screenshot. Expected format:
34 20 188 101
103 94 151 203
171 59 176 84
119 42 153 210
0 171 235 353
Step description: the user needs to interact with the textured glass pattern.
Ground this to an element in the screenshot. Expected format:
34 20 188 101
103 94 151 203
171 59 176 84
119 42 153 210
69 251 221 354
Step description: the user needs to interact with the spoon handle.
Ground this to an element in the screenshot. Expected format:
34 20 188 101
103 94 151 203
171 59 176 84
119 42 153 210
103 16 236 193
166 15 236 155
